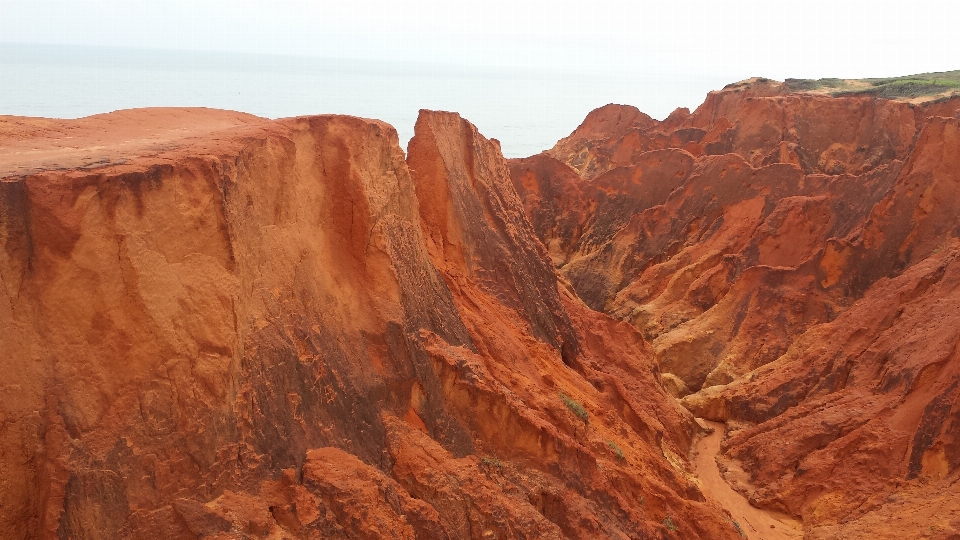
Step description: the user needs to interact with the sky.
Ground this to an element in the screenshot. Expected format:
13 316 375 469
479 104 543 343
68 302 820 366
1 0 958 80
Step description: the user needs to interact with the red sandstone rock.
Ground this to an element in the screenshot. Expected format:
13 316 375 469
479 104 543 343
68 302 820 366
512 79 960 537
547 79 951 182
7 75 960 539
548 104 660 179
516 81 960 393
682 247 960 536
0 109 738 539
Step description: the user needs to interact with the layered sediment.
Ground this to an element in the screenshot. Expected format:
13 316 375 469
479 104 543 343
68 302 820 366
0 109 736 539
512 79 960 537
4 74 960 539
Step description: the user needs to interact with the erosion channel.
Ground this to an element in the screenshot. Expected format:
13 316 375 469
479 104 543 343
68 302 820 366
694 419 802 539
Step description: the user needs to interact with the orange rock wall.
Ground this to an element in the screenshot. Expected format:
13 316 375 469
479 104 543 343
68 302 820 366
515 81 960 537
0 110 739 539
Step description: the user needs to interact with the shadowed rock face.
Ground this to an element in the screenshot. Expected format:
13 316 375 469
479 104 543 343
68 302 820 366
407 111 578 357
0 109 739 539
511 80 960 537
683 247 960 537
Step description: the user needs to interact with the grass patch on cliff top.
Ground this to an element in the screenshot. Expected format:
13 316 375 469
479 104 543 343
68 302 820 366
783 77 844 91
834 79 960 99
784 70 960 100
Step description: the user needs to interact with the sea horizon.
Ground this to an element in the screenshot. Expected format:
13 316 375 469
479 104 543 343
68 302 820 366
0 42 735 157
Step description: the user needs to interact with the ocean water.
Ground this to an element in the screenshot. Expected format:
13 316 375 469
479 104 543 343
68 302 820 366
0 43 732 158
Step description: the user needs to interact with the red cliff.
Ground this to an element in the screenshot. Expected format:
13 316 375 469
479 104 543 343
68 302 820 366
5 74 960 539
0 109 738 539
512 79 960 537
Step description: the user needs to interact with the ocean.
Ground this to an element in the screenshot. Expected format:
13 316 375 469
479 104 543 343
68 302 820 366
0 43 733 158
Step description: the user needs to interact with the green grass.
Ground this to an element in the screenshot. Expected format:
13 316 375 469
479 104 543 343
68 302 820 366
559 392 589 423
605 439 625 461
834 79 960 99
663 516 677 532
783 77 843 91
784 70 960 100
864 70 960 86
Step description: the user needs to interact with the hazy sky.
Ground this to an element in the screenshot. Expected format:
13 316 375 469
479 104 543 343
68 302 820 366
1 0 958 80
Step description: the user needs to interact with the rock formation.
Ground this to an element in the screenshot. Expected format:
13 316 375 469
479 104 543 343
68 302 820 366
0 109 738 538
511 79 960 537
4 75 960 539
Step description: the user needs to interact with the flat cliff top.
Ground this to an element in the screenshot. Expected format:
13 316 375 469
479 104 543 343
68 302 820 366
0 107 270 177
772 69 960 102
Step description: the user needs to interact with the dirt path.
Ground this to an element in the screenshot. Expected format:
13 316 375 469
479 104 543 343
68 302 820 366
693 419 803 540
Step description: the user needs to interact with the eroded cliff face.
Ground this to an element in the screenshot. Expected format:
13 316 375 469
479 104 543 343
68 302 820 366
514 81 960 393
0 109 739 539
548 80 958 181
6 76 960 539
512 79 960 537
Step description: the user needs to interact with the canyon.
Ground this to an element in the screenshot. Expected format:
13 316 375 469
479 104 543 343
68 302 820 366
1 77 958 539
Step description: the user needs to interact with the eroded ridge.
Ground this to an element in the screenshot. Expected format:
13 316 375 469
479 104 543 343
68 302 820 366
0 109 738 539
512 78 960 538
3 74 960 539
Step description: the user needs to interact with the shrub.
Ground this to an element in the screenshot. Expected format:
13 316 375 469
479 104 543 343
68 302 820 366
605 439 625 461
784 77 844 91
481 456 503 468
833 79 960 99
663 517 677 532
559 392 589 423
784 78 819 91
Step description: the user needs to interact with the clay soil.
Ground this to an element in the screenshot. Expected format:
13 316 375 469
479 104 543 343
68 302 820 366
694 419 802 539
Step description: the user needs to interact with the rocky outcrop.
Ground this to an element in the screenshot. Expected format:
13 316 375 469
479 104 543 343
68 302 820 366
513 79 960 537
548 80 922 181
0 109 738 539
682 246 960 537
7 75 959 539
676 115 960 536
515 81 960 393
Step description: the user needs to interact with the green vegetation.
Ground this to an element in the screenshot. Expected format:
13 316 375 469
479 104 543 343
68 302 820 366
559 392 589 423
785 70 960 100
783 77 843 91
733 520 744 538
865 70 960 86
835 79 960 99
605 439 625 461
481 456 503 468
663 516 677 532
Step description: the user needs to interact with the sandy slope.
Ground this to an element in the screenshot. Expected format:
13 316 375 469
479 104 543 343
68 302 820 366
694 419 802 539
